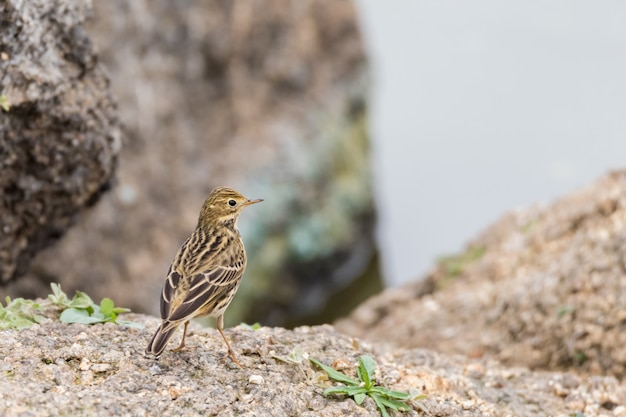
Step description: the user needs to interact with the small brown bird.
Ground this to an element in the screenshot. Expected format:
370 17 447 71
145 186 263 365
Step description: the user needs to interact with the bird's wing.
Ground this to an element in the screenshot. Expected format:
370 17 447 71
160 231 222 320
164 262 243 325
160 264 180 319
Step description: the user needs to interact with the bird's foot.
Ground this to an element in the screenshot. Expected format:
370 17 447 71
172 343 193 353
228 349 242 368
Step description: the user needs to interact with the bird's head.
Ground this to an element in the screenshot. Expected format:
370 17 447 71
197 186 263 228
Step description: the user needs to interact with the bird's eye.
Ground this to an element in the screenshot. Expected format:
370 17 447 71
228 199 237 207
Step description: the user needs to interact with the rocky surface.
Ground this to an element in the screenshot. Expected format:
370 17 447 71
1 315 625 416
337 169 626 379
8 0 377 326
0 0 120 283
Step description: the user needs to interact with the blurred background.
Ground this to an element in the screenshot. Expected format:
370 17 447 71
357 0 626 285
3 0 626 327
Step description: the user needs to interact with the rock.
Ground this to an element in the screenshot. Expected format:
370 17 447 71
0 0 121 283
0 316 624 416
10 0 377 326
336 169 626 379
247 374 264 385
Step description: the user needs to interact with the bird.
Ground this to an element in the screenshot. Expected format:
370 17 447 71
145 186 263 366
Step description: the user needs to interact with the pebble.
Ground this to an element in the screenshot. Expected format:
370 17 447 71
74 332 89 341
79 358 91 371
464 363 485 379
91 363 112 373
149 365 162 376
248 375 264 385
169 387 182 400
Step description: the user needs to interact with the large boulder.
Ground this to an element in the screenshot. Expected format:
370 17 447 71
8 0 376 326
0 1 121 284
337 170 626 378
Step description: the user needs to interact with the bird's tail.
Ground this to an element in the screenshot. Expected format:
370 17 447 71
145 321 178 357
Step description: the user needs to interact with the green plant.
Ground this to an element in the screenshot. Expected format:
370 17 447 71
51 283 141 327
239 322 262 330
0 283 141 329
556 304 575 318
272 346 308 378
310 355 424 417
272 346 305 364
0 297 47 330
438 245 486 279
59 295 140 328
573 350 587 366
0 95 9 111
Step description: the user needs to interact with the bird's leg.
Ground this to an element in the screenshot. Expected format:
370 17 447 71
217 315 241 367
172 321 190 352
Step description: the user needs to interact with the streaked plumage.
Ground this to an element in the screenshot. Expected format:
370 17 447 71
145 187 262 365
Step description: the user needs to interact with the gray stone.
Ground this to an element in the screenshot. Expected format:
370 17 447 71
0 0 121 283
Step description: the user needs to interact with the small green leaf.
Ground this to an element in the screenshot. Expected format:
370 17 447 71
239 322 262 330
356 362 367 385
370 386 411 400
112 306 131 314
342 386 368 396
386 390 411 400
50 283 62 296
100 298 115 317
69 291 95 309
323 386 350 396
323 385 368 397
32 314 48 324
358 355 376 388
4 316 34 330
115 320 143 329
370 393 391 417
374 393 411 412
354 393 366 405
310 358 359 386
0 95 10 112
289 346 304 363
60 308 104 324
48 283 70 306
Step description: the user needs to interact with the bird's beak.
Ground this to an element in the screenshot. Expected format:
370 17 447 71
245 198 264 206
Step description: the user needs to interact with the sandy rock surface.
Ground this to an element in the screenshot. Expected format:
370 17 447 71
337 170 626 379
1 315 625 416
